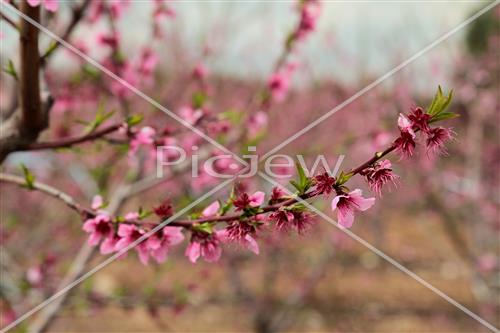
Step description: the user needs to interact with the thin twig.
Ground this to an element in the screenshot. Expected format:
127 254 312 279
22 123 123 151
0 173 92 217
40 0 91 67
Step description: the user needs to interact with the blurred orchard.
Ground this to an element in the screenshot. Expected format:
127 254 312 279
0 1 498 332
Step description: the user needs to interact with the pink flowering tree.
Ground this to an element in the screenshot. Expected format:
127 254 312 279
1 1 497 332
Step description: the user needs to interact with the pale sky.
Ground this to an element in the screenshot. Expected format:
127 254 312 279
1 1 487 93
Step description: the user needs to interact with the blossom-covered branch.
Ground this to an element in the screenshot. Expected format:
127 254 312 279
78 87 456 265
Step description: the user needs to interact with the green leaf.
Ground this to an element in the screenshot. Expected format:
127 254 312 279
289 163 312 194
335 171 352 186
429 112 460 123
192 92 208 109
192 222 214 234
42 41 58 59
427 86 453 116
126 114 144 127
85 104 115 134
20 164 35 190
2 59 18 80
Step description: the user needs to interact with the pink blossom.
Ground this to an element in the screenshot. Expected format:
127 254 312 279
129 126 156 155
268 71 291 102
91 195 104 210
270 210 295 231
426 127 453 155
248 111 268 137
331 189 375 228
202 201 220 217
97 32 120 49
27 0 58 12
408 107 431 134
394 113 417 159
100 235 119 255
192 63 208 80
271 210 314 234
114 224 147 261
313 172 336 195
137 48 159 77
233 191 265 210
249 191 265 207
242 234 260 254
109 0 130 19
185 229 225 263
361 160 399 196
124 212 140 222
153 200 174 219
83 214 113 246
179 106 203 125
295 0 321 40
145 227 184 264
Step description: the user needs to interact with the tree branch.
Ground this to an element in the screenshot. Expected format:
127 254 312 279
0 173 92 218
22 123 123 151
40 0 91 67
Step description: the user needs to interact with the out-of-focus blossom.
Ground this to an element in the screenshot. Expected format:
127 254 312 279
129 126 156 155
247 111 268 137
27 0 58 12
192 63 208 80
295 0 321 40
477 253 498 274
91 195 104 210
137 48 159 77
331 189 375 228
179 106 203 125
268 71 291 102
97 32 120 49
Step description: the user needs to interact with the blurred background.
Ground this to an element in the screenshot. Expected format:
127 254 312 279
1 1 499 332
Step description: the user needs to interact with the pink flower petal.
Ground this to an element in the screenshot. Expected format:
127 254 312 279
249 191 265 207
27 0 41 6
185 242 201 263
337 208 355 228
202 201 220 217
244 235 259 255
44 0 58 12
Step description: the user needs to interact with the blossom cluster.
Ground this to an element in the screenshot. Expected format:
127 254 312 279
82 87 457 265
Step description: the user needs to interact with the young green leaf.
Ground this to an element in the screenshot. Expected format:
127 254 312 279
20 164 35 190
427 86 453 116
3 60 18 80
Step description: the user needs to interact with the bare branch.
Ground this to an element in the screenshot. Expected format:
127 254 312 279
0 173 92 218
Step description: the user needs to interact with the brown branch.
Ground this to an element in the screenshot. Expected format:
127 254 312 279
22 123 123 151
19 2 43 138
0 3 50 162
0 173 92 218
40 0 91 67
